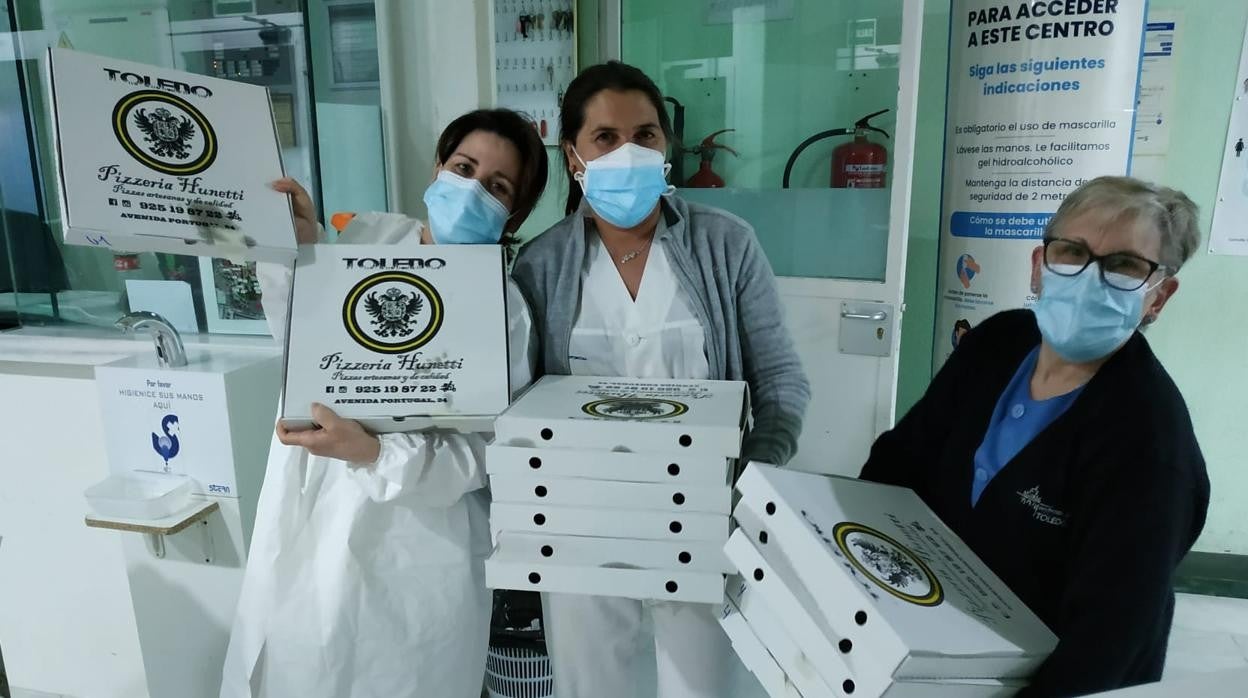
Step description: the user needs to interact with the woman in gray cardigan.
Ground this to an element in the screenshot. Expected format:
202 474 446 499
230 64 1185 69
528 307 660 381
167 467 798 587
510 61 810 698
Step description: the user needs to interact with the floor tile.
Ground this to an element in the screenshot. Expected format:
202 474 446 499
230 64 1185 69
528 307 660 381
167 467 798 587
10 688 64 698
1173 593 1248 635
1165 628 1248 679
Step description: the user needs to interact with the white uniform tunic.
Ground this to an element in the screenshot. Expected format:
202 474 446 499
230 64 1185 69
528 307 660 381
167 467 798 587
220 213 534 698
543 233 748 698
568 235 710 381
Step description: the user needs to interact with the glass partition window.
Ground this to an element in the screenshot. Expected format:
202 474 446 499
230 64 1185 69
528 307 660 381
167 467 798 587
0 0 379 333
622 0 904 281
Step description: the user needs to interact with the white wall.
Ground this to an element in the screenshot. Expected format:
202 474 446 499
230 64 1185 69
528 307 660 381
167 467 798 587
0 372 149 698
376 0 493 217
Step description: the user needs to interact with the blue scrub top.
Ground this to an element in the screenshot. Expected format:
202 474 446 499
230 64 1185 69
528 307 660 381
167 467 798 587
971 346 1084 506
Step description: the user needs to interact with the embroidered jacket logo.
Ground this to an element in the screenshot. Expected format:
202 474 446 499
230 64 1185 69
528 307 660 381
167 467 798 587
1018 486 1068 526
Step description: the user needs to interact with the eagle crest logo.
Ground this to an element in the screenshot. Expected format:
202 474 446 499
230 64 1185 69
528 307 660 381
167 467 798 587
112 90 216 175
599 399 668 418
833 522 944 607
850 538 924 589
581 397 689 420
133 107 197 160
343 271 443 354
364 287 424 338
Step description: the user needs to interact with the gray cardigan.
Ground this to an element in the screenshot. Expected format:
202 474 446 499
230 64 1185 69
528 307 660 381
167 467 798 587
510 195 810 465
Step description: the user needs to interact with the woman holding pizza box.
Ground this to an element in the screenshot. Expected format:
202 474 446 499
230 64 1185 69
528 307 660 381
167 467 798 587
509 62 810 698
221 109 547 698
861 177 1210 696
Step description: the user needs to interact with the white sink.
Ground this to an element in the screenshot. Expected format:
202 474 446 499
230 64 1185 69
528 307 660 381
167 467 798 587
84 472 193 520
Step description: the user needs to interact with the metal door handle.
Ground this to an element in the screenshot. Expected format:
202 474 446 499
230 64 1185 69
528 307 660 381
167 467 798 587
841 310 887 322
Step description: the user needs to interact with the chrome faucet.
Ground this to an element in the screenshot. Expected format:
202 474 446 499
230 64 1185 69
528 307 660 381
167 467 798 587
116 311 188 368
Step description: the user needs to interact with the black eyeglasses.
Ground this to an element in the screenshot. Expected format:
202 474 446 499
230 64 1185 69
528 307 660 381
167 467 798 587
1042 237 1166 291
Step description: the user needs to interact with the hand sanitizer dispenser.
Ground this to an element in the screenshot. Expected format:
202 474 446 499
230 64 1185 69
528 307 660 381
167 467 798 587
87 311 281 698
94 312 279 505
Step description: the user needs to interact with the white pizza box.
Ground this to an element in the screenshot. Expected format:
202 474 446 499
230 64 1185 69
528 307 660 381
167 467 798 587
721 600 1022 698
735 464 1057 681
485 531 725 603
725 522 889 696
488 531 733 573
718 596 804 698
726 579 1024 698
490 473 732 514
47 48 295 262
490 502 728 543
281 244 509 433
486 442 732 486
881 680 1022 698
728 575 842 697
493 375 748 458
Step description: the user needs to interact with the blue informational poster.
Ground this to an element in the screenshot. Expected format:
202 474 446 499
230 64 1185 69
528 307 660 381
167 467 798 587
934 0 1147 369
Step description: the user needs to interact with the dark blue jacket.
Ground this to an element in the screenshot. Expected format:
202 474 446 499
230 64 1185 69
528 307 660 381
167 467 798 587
862 309 1209 697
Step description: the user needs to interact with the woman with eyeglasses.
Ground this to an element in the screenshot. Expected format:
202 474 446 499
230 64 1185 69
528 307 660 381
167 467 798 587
860 176 1210 696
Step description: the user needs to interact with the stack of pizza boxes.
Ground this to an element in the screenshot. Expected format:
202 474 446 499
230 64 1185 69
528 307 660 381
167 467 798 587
720 463 1059 698
484 375 748 604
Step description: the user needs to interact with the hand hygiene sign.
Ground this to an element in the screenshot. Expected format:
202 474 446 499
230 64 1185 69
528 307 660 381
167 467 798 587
933 0 1145 369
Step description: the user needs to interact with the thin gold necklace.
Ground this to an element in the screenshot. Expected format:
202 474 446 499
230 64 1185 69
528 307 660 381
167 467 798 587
616 236 653 265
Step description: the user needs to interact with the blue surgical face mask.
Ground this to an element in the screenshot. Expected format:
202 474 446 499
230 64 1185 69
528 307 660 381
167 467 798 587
422 170 509 244
1034 263 1156 362
573 143 674 229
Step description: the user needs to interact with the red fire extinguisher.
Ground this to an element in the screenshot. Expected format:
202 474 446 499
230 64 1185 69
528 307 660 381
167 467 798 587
782 109 891 189
832 111 890 188
684 129 739 188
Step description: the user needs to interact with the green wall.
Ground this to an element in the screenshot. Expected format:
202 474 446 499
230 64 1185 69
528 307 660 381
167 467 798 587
1129 1 1248 555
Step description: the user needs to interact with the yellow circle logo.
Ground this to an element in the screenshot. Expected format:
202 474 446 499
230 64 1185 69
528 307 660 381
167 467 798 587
582 398 690 420
112 90 217 176
342 272 443 354
834 522 943 606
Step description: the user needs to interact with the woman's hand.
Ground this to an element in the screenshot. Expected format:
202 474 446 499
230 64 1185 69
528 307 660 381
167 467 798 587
272 177 320 244
277 402 381 464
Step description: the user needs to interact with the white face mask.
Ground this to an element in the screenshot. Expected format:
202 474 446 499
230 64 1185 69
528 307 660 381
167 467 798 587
1034 263 1163 362
574 142 671 172
572 143 674 228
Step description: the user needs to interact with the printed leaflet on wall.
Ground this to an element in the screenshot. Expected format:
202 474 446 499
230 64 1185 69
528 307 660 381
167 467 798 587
1210 20 1248 256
